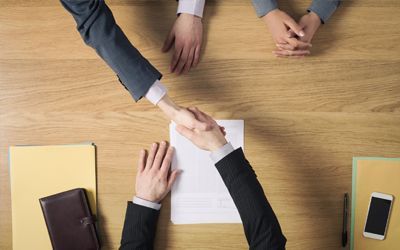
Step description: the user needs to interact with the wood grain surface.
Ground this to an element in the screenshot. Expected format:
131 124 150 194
1 0 399 249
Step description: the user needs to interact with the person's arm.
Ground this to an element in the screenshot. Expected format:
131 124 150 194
176 107 286 249
308 0 341 24
120 142 180 249
60 0 161 101
61 0 212 130
214 147 286 249
120 202 160 250
162 0 205 75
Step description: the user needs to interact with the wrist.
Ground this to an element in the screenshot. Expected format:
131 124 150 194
308 11 321 25
262 8 279 22
135 194 160 203
157 95 179 119
209 138 228 152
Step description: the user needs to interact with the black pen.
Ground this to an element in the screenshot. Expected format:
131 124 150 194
342 193 348 247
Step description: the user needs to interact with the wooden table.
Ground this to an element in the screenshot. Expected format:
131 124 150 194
1 0 399 249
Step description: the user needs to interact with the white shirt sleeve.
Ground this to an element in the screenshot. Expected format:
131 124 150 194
177 0 206 18
209 142 235 164
145 80 167 105
132 196 162 210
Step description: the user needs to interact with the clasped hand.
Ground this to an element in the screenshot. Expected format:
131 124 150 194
263 9 321 58
135 108 228 203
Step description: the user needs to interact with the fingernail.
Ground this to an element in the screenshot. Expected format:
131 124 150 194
161 141 166 145
153 143 157 147
299 31 305 37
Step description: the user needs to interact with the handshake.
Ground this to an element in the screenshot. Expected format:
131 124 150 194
263 9 322 58
135 105 227 203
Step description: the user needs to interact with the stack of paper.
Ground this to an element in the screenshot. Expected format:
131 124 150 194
9 144 97 250
170 120 244 224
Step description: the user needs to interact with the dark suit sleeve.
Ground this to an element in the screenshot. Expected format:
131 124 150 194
119 202 160 250
60 0 162 101
215 148 287 250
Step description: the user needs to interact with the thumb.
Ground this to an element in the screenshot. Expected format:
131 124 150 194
176 125 195 140
167 169 181 190
285 19 305 37
162 29 175 52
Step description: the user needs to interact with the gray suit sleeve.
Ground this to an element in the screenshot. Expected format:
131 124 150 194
308 0 341 23
252 0 278 18
60 0 162 102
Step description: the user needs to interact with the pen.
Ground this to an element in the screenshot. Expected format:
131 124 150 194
342 193 348 247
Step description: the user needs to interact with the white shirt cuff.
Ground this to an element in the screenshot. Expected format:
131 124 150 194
177 0 205 18
209 142 235 164
132 196 162 210
145 80 167 105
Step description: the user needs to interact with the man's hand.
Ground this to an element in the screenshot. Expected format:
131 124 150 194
274 11 321 58
135 141 180 203
157 95 212 130
176 107 227 152
162 13 203 75
262 9 311 57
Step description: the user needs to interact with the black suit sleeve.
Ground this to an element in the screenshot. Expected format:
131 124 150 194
119 202 160 250
60 0 162 101
215 148 287 250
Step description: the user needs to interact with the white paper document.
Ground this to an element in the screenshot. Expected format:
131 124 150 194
170 120 244 224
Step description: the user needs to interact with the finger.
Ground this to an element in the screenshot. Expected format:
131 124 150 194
187 107 212 130
196 108 214 123
167 169 181 190
276 43 294 51
152 141 168 171
162 29 175 52
145 142 158 170
219 126 226 135
196 109 217 129
170 46 183 73
175 46 190 75
283 37 311 50
188 107 206 121
273 49 310 57
183 47 195 74
188 107 214 131
193 45 201 67
137 149 147 173
287 29 296 38
176 124 195 140
284 19 305 37
160 146 174 178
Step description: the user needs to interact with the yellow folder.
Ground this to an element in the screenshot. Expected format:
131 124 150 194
351 157 400 250
9 144 97 250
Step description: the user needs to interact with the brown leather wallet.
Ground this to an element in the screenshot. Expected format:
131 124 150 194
39 188 100 250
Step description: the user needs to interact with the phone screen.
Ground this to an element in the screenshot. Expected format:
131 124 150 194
365 197 392 235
